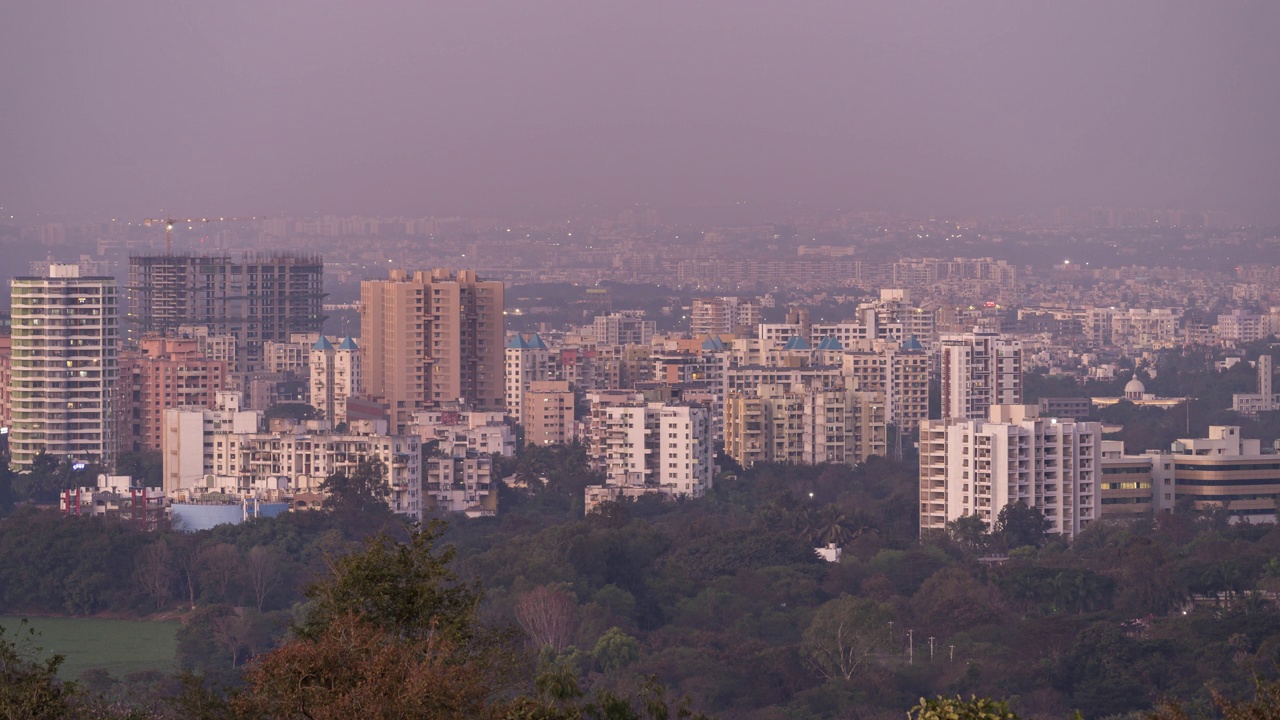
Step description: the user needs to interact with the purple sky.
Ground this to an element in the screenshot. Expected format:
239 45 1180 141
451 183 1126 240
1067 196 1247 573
2 1 1278 221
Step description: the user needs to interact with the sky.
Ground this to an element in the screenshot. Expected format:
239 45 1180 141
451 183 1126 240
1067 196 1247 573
1 1 1278 222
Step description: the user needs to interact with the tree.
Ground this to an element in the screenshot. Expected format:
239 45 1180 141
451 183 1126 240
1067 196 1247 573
319 457 390 515
296 520 481 645
233 521 503 719
803 594 893 680
197 543 242 603
175 536 206 610
233 613 492 720
246 546 282 612
994 501 1048 550
133 541 174 609
515 585 578 652
592 626 640 674
909 696 1021 720
947 513 992 555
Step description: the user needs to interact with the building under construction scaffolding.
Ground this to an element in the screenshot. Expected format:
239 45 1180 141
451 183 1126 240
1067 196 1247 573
127 253 325 371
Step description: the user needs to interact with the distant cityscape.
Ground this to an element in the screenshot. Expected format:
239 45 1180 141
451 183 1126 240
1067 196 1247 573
1 206 1278 536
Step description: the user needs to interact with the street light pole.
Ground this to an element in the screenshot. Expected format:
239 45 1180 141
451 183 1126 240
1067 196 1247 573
907 629 913 665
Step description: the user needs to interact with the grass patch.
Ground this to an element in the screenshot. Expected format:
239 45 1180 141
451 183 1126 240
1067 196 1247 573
0 615 179 679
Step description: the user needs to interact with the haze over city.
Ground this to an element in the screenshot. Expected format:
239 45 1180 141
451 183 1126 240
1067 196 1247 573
6 3 1280 719
3 1 1279 222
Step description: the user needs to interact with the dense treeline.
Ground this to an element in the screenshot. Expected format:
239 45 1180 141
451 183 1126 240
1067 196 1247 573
3 440 1280 717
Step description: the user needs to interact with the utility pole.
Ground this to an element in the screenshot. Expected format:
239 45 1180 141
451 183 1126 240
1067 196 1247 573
929 636 935 660
949 645 955 662
907 629 914 665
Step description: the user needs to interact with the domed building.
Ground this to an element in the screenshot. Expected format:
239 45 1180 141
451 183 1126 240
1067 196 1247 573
1092 374 1187 409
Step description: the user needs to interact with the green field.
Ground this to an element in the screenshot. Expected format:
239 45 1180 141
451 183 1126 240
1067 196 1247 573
0 616 179 679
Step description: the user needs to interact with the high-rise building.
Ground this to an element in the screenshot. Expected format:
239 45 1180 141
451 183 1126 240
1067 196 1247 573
724 383 886 468
505 333 551 422
691 297 761 338
127 254 325 371
591 311 655 346
0 333 11 433
120 337 228 453
841 338 930 431
939 330 1022 421
310 336 361 425
9 264 120 467
918 405 1100 539
360 269 504 433
583 401 714 511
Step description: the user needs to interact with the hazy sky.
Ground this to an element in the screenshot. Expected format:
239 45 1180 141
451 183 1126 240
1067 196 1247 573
2 1 1277 221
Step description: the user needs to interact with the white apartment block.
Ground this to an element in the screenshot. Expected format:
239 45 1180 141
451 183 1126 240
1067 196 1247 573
9 264 119 467
1110 308 1181 349
424 442 497 516
919 405 1100 540
691 297 761 337
310 336 361 425
504 333 551 421
1217 309 1268 345
939 331 1022 421
584 402 714 511
161 392 263 494
1233 355 1280 416
210 431 421 517
591 311 655 346
408 408 515 456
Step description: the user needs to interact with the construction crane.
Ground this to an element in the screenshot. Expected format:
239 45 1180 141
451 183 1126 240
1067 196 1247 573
143 215 260 253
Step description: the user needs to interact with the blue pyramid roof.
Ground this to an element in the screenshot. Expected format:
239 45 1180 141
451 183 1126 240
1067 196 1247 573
816 335 843 351
901 335 924 351
783 335 811 351
338 335 358 351
701 335 726 351
506 334 529 349
312 335 334 351
528 333 548 350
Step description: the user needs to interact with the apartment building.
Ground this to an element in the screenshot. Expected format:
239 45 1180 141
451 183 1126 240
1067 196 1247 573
504 332 551 421
918 405 1101 539
310 335 361 425
523 380 576 447
938 330 1022 421
724 383 886 468
584 401 714 510
424 442 497 516
121 337 228 453
9 264 120 467
360 269 504 432
127 254 325 371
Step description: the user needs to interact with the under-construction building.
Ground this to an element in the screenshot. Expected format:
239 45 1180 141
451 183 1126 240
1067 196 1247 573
127 254 325 371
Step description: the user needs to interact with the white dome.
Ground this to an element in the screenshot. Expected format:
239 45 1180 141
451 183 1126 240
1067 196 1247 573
1124 377 1146 395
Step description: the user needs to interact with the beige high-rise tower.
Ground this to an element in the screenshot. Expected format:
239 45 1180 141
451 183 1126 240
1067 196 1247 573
361 269 504 432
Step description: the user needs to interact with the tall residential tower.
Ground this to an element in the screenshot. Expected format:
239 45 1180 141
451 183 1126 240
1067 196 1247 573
9 264 120 467
360 269 504 432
